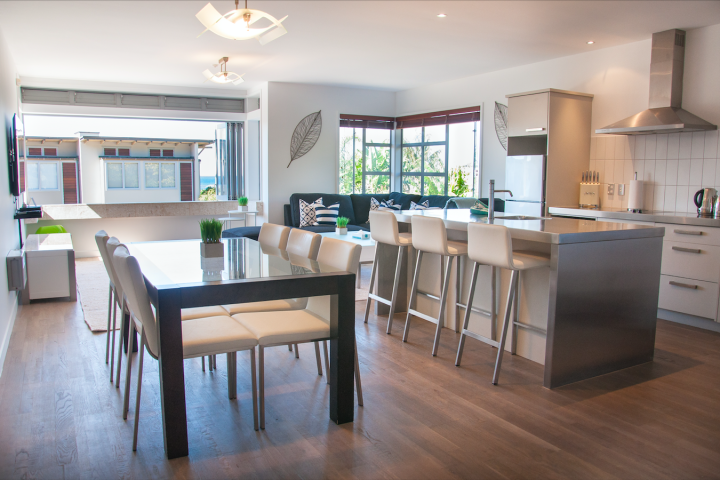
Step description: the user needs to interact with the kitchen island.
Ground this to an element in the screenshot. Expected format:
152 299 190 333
374 209 665 388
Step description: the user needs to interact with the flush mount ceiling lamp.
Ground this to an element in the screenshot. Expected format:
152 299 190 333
196 0 288 45
203 57 245 85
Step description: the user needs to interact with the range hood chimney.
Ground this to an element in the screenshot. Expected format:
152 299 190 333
596 29 717 136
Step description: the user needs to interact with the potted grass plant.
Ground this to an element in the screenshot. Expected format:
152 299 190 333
199 218 224 258
336 216 349 235
238 196 249 212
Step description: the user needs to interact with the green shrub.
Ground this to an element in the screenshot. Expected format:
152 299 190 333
238 196 249 206
336 216 350 228
199 218 223 244
199 185 216 201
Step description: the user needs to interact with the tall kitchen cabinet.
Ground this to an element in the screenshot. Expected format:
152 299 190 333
506 89 593 213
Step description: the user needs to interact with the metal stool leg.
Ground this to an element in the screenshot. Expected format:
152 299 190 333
122 321 136 420
432 255 454 357
132 333 146 452
386 245 405 334
250 348 258 431
314 342 323 375
363 248 379 323
294 344 299 358
105 284 113 364
227 352 237 399
109 296 117 383
403 250 423 343
490 266 497 342
511 274 521 355
288 344 293 352
259 346 265 429
322 340 330 383
115 301 127 388
493 270 518 385
455 261 480 366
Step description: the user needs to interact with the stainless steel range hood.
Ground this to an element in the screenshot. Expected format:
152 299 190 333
596 29 717 136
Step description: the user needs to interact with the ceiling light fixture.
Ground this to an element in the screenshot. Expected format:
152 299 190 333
437 13 447 18
196 0 288 45
203 57 245 85
587 41 595 44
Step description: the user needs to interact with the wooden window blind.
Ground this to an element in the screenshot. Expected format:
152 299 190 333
19 162 25 193
395 106 481 129
162 149 174 157
28 147 41 156
180 163 193 201
150 149 161 157
62 162 78 204
339 114 395 130
118 148 130 156
44 148 57 156
104 148 117 156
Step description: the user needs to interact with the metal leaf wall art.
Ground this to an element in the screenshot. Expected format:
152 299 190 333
494 102 508 151
288 110 322 168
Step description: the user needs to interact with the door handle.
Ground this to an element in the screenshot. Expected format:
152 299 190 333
525 128 546 132
674 229 703 236
672 246 702 254
669 281 699 290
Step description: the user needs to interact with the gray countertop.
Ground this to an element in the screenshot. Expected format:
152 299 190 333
393 209 664 244
549 206 720 227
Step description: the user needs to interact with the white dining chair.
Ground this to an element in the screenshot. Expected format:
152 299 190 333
233 236 364 429
257 223 292 250
112 245 260 451
95 230 121 382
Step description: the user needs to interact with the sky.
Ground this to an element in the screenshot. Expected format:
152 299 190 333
23 115 221 176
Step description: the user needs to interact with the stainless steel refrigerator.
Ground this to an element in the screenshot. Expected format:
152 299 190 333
504 154 546 216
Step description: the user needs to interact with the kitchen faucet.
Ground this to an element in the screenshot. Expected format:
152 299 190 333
488 179 512 221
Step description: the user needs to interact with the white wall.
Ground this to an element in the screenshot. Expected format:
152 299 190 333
395 24 720 198
0 27 19 376
265 82 396 223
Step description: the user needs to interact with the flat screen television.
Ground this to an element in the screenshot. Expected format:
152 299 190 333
7 113 20 197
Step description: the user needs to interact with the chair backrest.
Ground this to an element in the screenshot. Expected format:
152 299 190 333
369 210 401 246
260 243 290 261
94 230 114 286
258 223 291 250
104 236 124 301
467 223 515 270
306 237 361 321
410 215 450 256
286 229 321 260
112 245 160 357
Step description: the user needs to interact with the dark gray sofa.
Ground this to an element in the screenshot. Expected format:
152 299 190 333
222 192 503 240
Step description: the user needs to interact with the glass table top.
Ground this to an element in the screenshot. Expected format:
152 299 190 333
127 238 342 288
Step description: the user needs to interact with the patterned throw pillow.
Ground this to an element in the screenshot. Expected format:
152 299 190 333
370 197 391 211
410 200 430 210
299 198 322 227
379 201 401 211
314 203 340 226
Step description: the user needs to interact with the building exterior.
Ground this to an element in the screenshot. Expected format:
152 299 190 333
20 135 213 205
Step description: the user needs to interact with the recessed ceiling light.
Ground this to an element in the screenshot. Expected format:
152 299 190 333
587 41 595 44
437 13 447 18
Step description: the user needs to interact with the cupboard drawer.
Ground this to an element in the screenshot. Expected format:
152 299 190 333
658 274 719 320
657 223 720 246
507 93 549 137
661 241 720 283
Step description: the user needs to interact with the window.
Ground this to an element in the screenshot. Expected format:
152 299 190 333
119 148 130 156
150 149 161 157
398 107 481 197
150 148 174 157
104 148 116 156
104 147 131 156
106 162 140 189
145 162 176 189
338 115 394 194
44 148 57 156
26 161 59 190
28 147 41 156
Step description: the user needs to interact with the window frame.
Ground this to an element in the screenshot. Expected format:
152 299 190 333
400 125 450 196
143 161 178 190
338 126 391 195
105 160 141 190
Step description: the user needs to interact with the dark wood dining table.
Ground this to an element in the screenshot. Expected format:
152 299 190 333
126 238 357 459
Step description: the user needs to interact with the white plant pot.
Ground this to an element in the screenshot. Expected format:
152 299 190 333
238 205 248 211
200 242 224 258
336 227 348 235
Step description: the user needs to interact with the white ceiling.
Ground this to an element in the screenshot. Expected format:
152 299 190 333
1 1 719 94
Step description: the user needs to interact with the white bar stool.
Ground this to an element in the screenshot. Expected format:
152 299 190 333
455 222 550 384
363 211 413 334
403 215 468 356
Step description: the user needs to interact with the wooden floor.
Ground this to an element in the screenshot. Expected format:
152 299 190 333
1 297 719 480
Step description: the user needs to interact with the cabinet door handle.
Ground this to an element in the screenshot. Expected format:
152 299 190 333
525 127 546 132
672 246 702 254
669 281 699 290
674 229 703 236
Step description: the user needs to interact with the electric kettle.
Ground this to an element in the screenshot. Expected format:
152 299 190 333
694 188 717 217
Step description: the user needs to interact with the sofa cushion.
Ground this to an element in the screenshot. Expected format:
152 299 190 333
289 193 356 227
419 195 455 208
222 226 262 240
350 193 390 224
388 192 421 210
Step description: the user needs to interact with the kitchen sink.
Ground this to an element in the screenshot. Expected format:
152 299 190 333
494 215 550 221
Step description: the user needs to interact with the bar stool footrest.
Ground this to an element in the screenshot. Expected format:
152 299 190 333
367 293 392 307
407 308 440 325
513 321 547 336
461 329 500 349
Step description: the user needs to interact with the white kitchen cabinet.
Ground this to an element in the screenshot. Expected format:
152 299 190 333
661 241 720 283
507 92 549 137
658 274 719 320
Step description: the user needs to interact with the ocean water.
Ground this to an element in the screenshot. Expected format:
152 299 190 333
200 176 215 190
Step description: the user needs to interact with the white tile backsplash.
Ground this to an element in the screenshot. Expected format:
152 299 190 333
589 132 718 212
